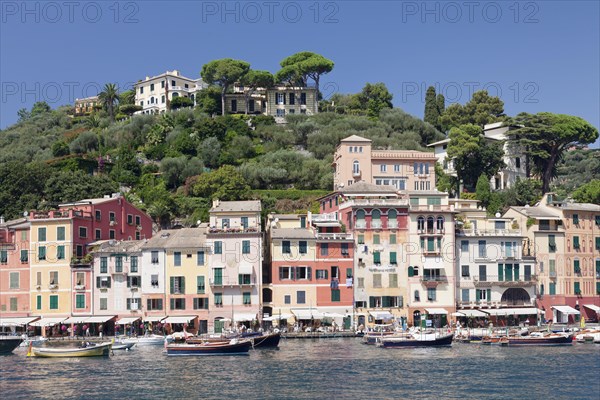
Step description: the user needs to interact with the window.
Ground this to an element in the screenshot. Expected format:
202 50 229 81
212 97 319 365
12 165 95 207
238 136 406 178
170 298 186 310
242 240 250 254
289 93 295 105
75 294 85 309
75 272 85 286
316 269 328 280
458 265 470 278
417 216 425 231
100 257 108 273
20 250 28 263
427 287 436 301
55 226 65 241
9 272 19 289
147 299 163 310
358 234 365 244
297 291 305 304
281 240 291 254
478 240 487 258
214 293 223 306
296 266 312 280
357 277 364 288
389 273 398 288
299 92 306 105
331 266 339 279
389 234 397 245
573 214 579 225
57 245 65 260
49 295 58 310
353 161 360 175
574 282 581 295
461 289 469 302
279 266 294 280
174 252 181 266
151 251 159 264
197 251 205 266
95 229 101 240
109 212 116 222
549 282 556 295
78 227 87 238
574 259 581 274
214 241 222 254
321 243 329 256
0 250 6 264
372 210 381 228
170 276 185 294
115 256 123 272
596 237 600 251
380 164 387 172
238 274 251 285
36 295 42 310
414 290 420 301
126 298 140 311
127 276 141 288
373 251 381 265
331 289 340 302
38 227 46 242
390 252 397 265
284 295 291 304
573 236 580 249
38 246 46 261
373 234 380 245
548 235 556 252
276 93 285 104
196 276 206 294
299 241 308 254
109 230 115 239
373 274 382 288
436 216 444 231
130 256 138 273
479 265 487 281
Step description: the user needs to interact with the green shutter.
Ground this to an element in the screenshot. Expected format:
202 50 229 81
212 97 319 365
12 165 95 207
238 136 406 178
498 264 504 281
487 289 491 302
596 282 600 295
574 282 581 295
574 259 581 274
373 252 381 264
514 264 519 280
596 237 600 250
390 252 397 264
506 264 513 281
408 266 414 277
36 295 42 310
549 282 556 295
170 277 174 294
573 236 580 248
180 277 185 294
390 234 396 244
197 276 205 294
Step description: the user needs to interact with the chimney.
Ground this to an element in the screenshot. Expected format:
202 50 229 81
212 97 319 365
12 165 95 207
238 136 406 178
212 199 220 208
0 216 4 224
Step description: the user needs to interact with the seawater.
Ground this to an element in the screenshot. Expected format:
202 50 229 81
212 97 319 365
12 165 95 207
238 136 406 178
1 339 599 399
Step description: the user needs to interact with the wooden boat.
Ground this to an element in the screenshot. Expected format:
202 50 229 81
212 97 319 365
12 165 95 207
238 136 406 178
28 341 113 357
250 332 280 348
363 331 398 345
377 333 454 348
481 336 507 345
122 334 165 346
166 339 252 356
0 336 23 355
506 333 573 346
112 341 136 350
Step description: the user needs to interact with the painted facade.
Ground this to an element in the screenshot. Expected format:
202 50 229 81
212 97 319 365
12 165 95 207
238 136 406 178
134 70 207 115
0 218 30 316
223 85 318 119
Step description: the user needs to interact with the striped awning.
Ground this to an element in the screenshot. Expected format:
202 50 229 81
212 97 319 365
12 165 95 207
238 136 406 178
116 317 142 325
0 316 40 327
29 317 66 327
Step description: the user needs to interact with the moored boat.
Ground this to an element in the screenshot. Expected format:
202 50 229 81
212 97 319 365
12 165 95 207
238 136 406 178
506 332 573 346
0 336 23 355
377 333 454 348
28 341 113 357
250 332 280 348
165 339 252 356
122 333 165 346
112 341 136 350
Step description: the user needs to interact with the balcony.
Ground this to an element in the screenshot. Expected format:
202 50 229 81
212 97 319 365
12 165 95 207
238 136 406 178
111 266 128 275
208 226 259 235
369 264 397 272
352 170 361 178
418 228 445 236
420 275 448 287
74 284 85 291
312 213 338 223
48 284 58 291
422 249 441 256
473 275 537 287
330 279 339 289
410 204 454 212
343 198 409 208
30 209 92 220
316 232 353 241
549 271 557 278
209 279 256 287
457 228 521 237
387 221 398 229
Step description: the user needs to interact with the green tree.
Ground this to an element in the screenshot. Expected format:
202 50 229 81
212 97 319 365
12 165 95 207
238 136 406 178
276 52 334 98
572 179 600 204
0 162 50 219
43 170 118 203
356 83 393 118
447 124 505 191
201 59 250 116
436 93 446 131
195 86 222 115
241 70 274 114
119 90 136 105
170 96 194 110
508 112 599 193
439 90 504 129
51 141 70 157
119 104 142 116
110 146 141 186
30 101 51 117
98 83 119 121
69 131 99 154
189 165 250 200
17 108 31 122
198 136 221 169
424 86 440 128
475 174 492 208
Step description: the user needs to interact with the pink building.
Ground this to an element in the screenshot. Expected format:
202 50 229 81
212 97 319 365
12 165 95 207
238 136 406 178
0 218 31 317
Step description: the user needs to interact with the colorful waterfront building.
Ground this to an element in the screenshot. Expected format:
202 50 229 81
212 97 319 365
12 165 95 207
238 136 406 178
0 217 31 317
406 190 457 327
265 213 354 329
332 135 437 192
317 181 410 328
452 199 539 324
90 240 144 334
206 200 262 333
28 195 153 321
504 194 600 323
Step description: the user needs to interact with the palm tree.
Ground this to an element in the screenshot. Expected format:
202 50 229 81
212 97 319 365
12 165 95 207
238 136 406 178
98 83 119 121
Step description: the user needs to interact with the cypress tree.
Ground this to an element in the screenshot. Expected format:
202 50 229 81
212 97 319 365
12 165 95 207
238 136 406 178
424 86 438 127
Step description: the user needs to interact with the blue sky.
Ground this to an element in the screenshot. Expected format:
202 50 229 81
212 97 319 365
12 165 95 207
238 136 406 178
1 0 598 144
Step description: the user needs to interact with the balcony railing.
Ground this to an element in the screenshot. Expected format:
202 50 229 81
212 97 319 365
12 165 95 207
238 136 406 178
418 228 445 235
457 229 521 237
473 275 537 287
30 209 92 220
344 198 409 208
208 226 259 234
369 264 397 272
316 233 353 241
312 213 338 222
410 204 454 212
209 279 256 287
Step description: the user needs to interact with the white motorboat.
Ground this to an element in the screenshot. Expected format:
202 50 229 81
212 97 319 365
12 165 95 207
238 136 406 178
121 334 165 346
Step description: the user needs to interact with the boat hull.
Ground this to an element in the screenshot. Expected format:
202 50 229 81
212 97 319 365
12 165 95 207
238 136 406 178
112 342 136 350
251 333 280 348
507 335 573 346
166 340 252 356
30 342 113 357
0 337 23 355
379 334 454 348
122 335 165 346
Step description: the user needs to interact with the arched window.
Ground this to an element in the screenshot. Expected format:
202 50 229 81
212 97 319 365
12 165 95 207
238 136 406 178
388 209 397 228
408 266 414 277
172 92 179 98
427 216 435 232
417 216 425 231
353 160 360 175
414 290 420 301
437 216 445 231
372 209 381 228
356 210 366 229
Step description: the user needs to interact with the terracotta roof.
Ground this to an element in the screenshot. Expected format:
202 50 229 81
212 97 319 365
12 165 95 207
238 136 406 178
509 206 562 219
89 240 145 253
340 135 372 143
141 228 208 249
554 203 600 212
341 181 398 195
271 228 315 240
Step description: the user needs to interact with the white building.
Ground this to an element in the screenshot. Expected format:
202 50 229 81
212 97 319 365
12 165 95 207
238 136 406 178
140 234 168 321
427 122 528 190
134 70 207 115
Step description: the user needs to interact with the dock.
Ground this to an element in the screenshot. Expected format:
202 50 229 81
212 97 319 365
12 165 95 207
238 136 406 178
281 331 360 339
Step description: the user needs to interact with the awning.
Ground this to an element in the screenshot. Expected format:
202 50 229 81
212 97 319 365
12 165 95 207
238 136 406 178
116 317 142 325
263 313 293 321
86 316 115 324
552 305 580 315
238 261 253 275
369 311 394 320
144 316 166 323
583 304 600 312
292 309 324 320
322 312 346 318
163 315 197 324
63 316 89 324
483 307 541 316
29 317 66 327
234 313 257 322
0 316 40 327
425 308 448 315
456 310 487 318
